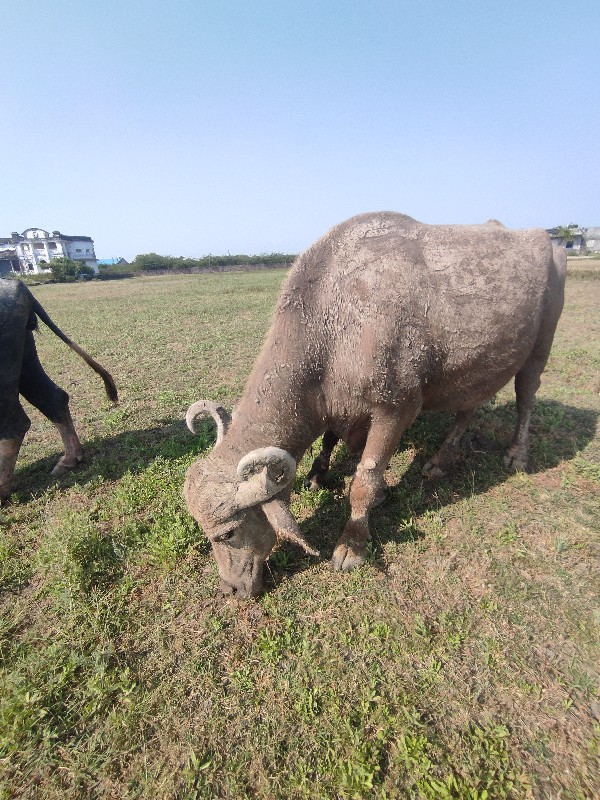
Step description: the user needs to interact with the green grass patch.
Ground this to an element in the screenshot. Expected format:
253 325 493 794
1 272 598 798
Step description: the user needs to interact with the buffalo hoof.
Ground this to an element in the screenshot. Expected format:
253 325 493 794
422 460 446 479
304 474 324 491
51 454 84 475
218 580 262 599
331 541 367 572
503 454 527 473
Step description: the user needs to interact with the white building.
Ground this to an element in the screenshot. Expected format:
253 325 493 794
547 226 600 254
0 228 98 276
584 227 600 253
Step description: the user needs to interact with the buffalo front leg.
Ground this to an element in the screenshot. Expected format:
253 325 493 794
422 408 475 478
332 404 420 572
304 430 339 490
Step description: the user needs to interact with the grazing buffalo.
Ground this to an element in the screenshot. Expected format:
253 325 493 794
0 279 118 503
184 212 566 598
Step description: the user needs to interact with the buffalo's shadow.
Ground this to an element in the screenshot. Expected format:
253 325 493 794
11 417 208 504
11 399 598 588
270 399 598 583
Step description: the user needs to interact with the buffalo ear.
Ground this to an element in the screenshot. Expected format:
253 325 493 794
261 498 320 557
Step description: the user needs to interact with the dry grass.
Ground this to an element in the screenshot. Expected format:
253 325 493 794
1 271 598 799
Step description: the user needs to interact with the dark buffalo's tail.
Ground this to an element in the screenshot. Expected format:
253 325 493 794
31 298 118 403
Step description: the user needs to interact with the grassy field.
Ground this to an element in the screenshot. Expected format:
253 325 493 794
1 269 599 799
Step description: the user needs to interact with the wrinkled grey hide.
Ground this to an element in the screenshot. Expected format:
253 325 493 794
184 212 566 597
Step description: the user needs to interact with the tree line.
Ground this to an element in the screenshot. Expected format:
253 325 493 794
15 252 297 284
124 252 297 273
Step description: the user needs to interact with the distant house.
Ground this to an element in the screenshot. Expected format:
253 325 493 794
547 226 600 254
0 228 98 275
547 226 586 253
0 248 20 277
97 257 129 267
583 227 600 253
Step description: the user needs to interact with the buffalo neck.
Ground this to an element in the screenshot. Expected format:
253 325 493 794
217 301 326 464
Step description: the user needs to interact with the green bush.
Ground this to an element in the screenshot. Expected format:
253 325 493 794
50 257 94 283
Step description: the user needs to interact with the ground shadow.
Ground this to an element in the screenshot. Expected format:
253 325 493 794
271 399 598 584
11 416 209 504
9 399 598 589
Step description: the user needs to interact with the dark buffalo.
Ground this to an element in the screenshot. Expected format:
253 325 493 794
0 279 117 503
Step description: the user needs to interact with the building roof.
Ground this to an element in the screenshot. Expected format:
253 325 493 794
547 227 585 237
2 230 94 243
58 234 94 242
97 257 128 265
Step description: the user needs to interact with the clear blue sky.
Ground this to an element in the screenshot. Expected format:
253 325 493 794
2 0 598 260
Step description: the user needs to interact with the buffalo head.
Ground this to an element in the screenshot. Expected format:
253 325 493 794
184 401 319 598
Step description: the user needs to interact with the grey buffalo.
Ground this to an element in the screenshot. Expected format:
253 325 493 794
0 279 118 503
184 212 566 598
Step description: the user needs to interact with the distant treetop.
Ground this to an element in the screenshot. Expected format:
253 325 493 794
129 252 296 272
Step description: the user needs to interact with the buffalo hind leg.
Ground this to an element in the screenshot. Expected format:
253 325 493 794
505 255 565 473
503 357 545 472
19 331 83 475
422 408 475 478
304 430 339 490
50 414 84 474
332 404 420 572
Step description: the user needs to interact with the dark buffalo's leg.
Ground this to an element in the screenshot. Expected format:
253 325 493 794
304 429 339 490
0 397 30 503
0 433 27 503
332 403 420 572
0 298 30 503
19 331 83 474
422 408 475 478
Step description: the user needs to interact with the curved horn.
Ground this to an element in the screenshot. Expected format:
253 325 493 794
235 447 296 509
262 499 320 557
185 400 231 445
